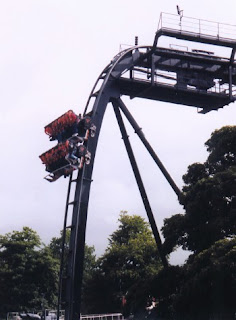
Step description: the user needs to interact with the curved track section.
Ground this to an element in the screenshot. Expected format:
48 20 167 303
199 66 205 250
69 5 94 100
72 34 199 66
64 45 176 320
56 17 236 320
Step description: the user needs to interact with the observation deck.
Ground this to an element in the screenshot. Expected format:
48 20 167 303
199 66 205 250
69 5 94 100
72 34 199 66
117 13 236 113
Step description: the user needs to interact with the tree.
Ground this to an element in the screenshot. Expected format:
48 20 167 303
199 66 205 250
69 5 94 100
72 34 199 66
205 125 236 173
155 126 236 319
0 227 59 316
49 231 96 278
150 238 236 320
172 238 236 320
49 230 71 261
83 212 162 315
149 265 184 319
48 230 96 313
162 126 236 254
0 227 96 316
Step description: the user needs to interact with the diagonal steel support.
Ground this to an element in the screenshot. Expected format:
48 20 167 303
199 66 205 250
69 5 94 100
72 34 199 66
115 98 182 199
112 99 168 268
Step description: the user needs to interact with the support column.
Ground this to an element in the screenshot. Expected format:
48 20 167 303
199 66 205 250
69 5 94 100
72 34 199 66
112 99 168 268
57 174 73 320
116 98 182 199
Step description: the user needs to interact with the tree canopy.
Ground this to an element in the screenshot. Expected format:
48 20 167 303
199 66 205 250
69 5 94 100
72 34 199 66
174 238 236 320
0 227 59 316
82 212 162 315
0 227 97 317
150 238 236 320
156 126 236 319
162 126 236 254
48 230 96 313
1 126 236 319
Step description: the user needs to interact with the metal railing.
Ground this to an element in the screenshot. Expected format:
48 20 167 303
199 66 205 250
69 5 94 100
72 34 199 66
81 313 124 320
129 68 236 97
158 12 236 40
6 312 124 320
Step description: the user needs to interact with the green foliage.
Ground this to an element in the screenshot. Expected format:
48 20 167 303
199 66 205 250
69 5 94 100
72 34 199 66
151 238 236 320
48 230 96 285
205 125 236 173
150 265 184 319
83 245 96 284
162 126 236 254
49 230 70 261
109 212 152 245
3 125 236 320
103 213 161 290
182 162 208 185
48 230 96 313
161 214 186 254
83 212 162 315
173 238 236 320
156 126 236 319
80 244 97 314
0 227 97 316
0 227 59 315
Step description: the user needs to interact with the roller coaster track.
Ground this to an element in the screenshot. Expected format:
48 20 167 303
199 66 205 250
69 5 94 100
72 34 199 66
55 17 236 320
59 45 179 320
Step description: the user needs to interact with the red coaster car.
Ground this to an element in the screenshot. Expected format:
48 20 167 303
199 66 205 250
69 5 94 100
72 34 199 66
39 138 91 182
44 110 96 142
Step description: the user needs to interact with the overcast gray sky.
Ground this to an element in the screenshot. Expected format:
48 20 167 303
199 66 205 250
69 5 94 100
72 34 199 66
1 0 236 264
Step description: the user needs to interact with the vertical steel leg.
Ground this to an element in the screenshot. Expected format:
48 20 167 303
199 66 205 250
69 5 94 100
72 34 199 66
112 99 168 268
57 174 73 320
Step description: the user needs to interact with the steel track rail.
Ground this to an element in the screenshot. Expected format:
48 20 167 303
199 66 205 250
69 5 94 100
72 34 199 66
64 45 180 320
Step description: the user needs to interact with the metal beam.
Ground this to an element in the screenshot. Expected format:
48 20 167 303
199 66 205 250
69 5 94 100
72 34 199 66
155 29 236 48
152 48 235 67
112 99 168 268
115 98 182 199
57 173 73 320
65 83 120 320
65 167 86 320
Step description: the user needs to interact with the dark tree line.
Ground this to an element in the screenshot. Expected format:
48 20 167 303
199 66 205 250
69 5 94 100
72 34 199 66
0 227 58 316
0 228 97 318
162 126 236 255
0 126 235 320
152 126 236 320
0 215 160 318
82 213 162 315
